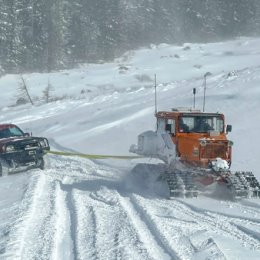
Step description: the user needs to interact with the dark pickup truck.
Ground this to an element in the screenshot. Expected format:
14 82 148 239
0 124 50 175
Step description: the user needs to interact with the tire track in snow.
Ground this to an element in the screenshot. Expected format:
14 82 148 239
0 174 39 259
193 200 260 225
147 198 260 253
115 192 177 260
73 189 121 260
205 211 260 243
4 172 58 260
88 187 170 260
126 194 196 260
222 201 260 223
130 196 260 260
173 200 260 248
4 170 76 260
0 204 20 256
175 199 260 239
50 155 159 260
51 181 74 260
61 187 81 260
69 190 98 260
183 203 260 250
44 156 129 260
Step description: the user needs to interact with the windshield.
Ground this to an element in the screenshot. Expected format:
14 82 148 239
179 115 224 133
0 126 24 139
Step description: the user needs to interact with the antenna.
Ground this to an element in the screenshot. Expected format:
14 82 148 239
203 72 212 112
154 74 159 131
193 88 196 109
154 74 157 114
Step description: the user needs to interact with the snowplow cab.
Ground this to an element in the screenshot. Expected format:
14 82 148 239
156 108 232 169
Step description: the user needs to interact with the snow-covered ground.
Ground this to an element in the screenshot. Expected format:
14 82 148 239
1 37 260 259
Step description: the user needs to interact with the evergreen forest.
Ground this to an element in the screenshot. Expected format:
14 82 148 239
0 0 259 74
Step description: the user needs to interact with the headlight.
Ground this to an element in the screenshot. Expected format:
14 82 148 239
6 145 15 152
39 139 48 148
200 140 207 146
192 147 199 156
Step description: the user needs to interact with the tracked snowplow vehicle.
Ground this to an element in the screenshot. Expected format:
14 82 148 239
130 107 260 199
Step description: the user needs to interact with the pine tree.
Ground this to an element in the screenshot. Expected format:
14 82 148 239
94 0 122 60
65 0 98 64
0 0 21 72
45 0 66 71
149 0 178 44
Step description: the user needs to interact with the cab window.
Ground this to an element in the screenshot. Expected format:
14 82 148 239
166 119 175 135
157 118 166 132
179 115 224 133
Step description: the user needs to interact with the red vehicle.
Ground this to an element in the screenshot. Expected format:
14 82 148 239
0 124 50 175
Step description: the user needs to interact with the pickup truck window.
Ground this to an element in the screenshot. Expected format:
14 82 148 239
0 126 24 139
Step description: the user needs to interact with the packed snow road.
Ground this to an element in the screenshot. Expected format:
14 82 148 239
1 155 260 260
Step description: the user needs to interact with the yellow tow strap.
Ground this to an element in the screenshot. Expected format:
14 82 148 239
47 150 142 160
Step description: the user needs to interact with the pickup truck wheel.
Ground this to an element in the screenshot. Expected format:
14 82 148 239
0 158 9 176
37 155 50 170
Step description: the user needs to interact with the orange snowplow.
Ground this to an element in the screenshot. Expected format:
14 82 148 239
130 107 260 198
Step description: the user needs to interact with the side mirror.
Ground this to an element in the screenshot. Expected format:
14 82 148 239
24 132 31 137
226 125 232 133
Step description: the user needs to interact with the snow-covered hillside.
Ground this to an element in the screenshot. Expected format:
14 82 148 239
1 37 260 260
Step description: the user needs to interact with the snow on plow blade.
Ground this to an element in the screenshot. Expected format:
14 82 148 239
129 130 176 164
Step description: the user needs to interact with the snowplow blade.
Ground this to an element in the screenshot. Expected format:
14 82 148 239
129 130 176 164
